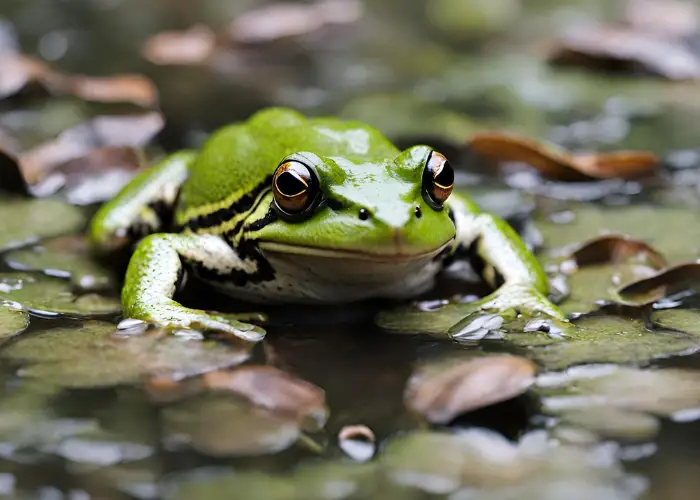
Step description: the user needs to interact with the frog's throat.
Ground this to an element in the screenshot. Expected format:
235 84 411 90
257 241 452 263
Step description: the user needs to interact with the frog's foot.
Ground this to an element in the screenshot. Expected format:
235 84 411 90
123 303 266 343
449 284 571 337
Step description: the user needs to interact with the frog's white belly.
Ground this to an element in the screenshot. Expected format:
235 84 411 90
208 250 445 304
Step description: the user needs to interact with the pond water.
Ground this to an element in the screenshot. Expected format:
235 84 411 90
2 0 700 498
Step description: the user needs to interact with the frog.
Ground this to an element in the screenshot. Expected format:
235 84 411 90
89 107 566 342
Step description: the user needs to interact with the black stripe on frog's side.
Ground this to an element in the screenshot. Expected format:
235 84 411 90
183 175 273 232
187 238 275 287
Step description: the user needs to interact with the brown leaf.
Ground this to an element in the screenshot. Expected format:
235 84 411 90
47 74 159 108
227 0 364 44
142 25 217 66
338 424 376 462
561 234 667 272
616 262 700 306
469 132 658 181
405 355 536 424
17 113 162 188
549 25 700 81
0 53 158 106
625 0 699 38
202 366 328 431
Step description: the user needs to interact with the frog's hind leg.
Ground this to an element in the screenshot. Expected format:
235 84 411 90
122 232 266 342
89 151 195 252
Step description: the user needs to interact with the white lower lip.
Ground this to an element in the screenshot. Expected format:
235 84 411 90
257 241 451 263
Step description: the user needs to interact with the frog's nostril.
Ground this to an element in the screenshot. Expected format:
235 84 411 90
415 206 422 219
358 208 370 221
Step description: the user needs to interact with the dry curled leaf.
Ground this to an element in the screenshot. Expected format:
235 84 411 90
469 132 658 181
202 366 328 431
559 234 667 273
405 355 536 424
142 25 217 66
549 25 700 81
0 53 158 106
338 425 375 462
616 262 700 306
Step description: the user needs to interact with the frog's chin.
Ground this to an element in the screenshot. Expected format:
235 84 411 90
256 240 451 263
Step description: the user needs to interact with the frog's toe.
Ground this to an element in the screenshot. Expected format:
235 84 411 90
197 313 267 343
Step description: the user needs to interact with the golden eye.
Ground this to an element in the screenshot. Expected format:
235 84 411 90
422 151 454 209
272 160 319 216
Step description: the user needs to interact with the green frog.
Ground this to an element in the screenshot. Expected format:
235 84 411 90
89 107 565 342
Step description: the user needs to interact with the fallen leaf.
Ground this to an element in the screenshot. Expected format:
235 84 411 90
3 113 161 195
616 262 700 306
625 0 699 38
3 321 251 389
4 236 117 291
227 0 364 45
0 304 28 341
405 355 536 424
0 197 85 252
559 234 667 271
162 395 301 457
202 366 328 431
469 132 658 181
549 25 700 80
0 52 159 105
141 25 217 66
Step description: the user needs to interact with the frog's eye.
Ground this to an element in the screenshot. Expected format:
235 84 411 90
422 151 454 210
272 160 320 219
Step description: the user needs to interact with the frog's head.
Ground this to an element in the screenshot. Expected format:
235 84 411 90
252 145 457 263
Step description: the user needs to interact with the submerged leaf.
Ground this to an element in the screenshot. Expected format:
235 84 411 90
162 395 300 457
469 132 658 181
0 197 85 252
3 321 251 389
0 273 120 317
405 355 536 423
0 304 28 340
5 236 117 291
202 366 328 431
561 234 667 270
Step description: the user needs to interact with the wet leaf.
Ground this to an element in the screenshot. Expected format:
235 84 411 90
5 236 117 291
142 25 217 66
0 273 120 317
652 308 700 336
161 395 300 457
616 262 700 306
202 366 328 431
0 197 85 252
0 52 158 106
540 365 700 420
381 429 646 496
558 407 660 440
3 321 251 389
405 355 536 423
0 304 28 340
227 0 364 45
469 132 658 181
549 26 700 80
560 234 667 271
508 315 700 371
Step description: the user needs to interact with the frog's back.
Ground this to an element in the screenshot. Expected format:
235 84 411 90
175 107 398 225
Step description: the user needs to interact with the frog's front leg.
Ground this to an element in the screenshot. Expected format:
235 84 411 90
122 233 265 342
449 196 567 325
89 151 195 252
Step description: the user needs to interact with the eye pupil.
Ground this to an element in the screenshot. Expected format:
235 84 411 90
276 171 307 197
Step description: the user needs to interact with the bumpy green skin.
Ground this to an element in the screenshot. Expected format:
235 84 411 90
89 107 565 341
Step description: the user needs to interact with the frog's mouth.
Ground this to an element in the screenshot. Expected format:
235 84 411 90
257 241 451 263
